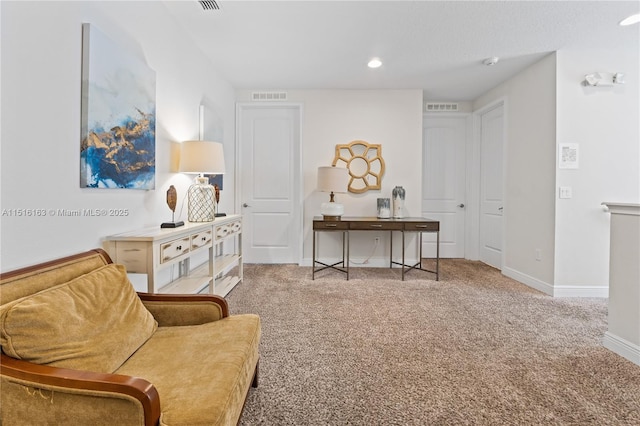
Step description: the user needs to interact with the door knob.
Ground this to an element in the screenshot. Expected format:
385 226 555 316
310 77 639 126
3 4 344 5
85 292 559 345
457 204 465 208
243 203 250 208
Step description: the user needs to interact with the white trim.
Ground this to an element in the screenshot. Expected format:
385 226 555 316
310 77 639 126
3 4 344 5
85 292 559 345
503 266 609 297
553 285 609 298
602 332 640 366
602 202 640 216
503 266 554 295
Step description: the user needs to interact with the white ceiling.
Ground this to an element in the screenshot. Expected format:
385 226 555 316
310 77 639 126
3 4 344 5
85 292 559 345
164 1 639 101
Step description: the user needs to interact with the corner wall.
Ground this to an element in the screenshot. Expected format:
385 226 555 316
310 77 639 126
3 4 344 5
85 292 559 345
1 1 236 271
554 47 640 296
473 54 557 293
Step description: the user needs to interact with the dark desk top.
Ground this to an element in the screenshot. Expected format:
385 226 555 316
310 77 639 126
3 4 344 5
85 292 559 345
313 216 438 223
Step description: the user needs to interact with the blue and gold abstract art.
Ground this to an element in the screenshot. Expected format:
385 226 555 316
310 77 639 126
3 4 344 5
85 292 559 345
80 23 156 189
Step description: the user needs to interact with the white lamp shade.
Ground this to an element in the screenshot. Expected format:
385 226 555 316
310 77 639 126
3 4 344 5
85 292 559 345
317 166 349 193
180 141 226 174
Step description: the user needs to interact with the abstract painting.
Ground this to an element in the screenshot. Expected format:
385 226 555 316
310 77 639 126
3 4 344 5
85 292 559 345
80 23 156 189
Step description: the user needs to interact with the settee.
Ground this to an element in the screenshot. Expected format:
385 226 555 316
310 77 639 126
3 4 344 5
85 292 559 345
0 249 261 425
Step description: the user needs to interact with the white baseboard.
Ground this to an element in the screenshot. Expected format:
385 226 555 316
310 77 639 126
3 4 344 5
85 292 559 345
502 267 608 298
502 267 554 295
602 332 640 366
552 285 609 298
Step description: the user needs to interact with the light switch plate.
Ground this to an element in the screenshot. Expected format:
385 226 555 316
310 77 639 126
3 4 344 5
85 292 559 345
559 186 573 199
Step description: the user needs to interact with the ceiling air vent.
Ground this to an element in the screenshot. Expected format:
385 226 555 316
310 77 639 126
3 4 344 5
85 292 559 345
199 1 220 11
425 102 459 112
251 92 288 101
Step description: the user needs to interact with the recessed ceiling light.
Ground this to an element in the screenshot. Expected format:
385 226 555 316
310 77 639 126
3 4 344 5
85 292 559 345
368 58 382 68
619 13 640 26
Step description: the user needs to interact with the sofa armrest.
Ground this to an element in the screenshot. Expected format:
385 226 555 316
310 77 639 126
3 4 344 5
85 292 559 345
0 353 160 426
138 293 229 326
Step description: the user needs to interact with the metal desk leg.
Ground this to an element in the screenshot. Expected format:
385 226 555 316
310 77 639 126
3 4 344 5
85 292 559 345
312 230 316 280
436 230 440 281
401 230 406 281
346 230 349 280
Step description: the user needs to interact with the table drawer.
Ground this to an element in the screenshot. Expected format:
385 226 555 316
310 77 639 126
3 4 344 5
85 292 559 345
314 221 349 230
114 241 148 274
160 237 190 263
404 222 439 232
215 219 242 240
191 230 213 250
350 221 403 230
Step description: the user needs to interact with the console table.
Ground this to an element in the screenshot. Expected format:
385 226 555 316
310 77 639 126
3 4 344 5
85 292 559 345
312 216 439 281
104 215 243 297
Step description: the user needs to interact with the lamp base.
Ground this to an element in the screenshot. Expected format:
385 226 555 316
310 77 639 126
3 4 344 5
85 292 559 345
161 221 184 229
321 201 344 218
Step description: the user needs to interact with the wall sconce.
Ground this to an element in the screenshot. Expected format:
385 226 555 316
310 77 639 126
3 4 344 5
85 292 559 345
317 166 349 220
180 140 226 222
583 72 625 87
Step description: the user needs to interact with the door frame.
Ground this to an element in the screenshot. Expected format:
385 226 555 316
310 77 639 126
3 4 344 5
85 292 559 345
235 102 304 264
470 97 507 266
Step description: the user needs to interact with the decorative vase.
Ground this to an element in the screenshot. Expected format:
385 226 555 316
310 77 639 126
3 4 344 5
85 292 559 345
392 186 405 218
377 198 391 218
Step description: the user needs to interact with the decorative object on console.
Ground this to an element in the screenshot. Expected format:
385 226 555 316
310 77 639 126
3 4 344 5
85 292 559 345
317 166 349 220
80 23 156 190
180 140 225 222
332 140 385 193
207 174 226 217
377 198 391 218
392 186 406 218
161 185 184 228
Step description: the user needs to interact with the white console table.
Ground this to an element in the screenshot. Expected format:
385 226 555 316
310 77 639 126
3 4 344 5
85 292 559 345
105 215 242 297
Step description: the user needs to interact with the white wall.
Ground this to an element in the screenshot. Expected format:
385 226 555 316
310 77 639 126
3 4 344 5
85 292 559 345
236 89 424 265
1 1 236 271
472 45 639 296
473 54 558 292
554 47 640 295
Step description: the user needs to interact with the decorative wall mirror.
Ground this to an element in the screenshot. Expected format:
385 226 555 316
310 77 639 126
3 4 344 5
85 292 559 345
332 140 385 193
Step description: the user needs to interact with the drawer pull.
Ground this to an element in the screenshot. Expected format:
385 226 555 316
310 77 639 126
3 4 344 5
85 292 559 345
201 237 207 241
415 225 429 228
325 224 337 227
370 224 383 228
176 245 182 250
123 248 141 252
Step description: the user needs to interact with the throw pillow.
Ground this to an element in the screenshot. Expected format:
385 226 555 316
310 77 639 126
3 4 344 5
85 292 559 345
0 263 157 373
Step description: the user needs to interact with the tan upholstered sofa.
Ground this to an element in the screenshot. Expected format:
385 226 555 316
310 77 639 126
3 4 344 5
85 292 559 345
0 249 260 425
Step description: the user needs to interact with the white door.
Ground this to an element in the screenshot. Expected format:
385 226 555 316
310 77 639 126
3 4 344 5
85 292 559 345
237 104 301 263
479 104 504 269
422 115 467 258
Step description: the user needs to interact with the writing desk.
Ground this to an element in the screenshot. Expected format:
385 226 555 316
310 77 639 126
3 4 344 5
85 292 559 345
312 216 439 281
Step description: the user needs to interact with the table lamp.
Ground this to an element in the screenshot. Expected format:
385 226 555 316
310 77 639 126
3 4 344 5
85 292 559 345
180 140 226 222
317 166 349 220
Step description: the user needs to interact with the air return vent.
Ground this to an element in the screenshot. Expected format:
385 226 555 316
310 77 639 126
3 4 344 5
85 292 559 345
199 1 220 11
251 92 288 101
425 102 459 112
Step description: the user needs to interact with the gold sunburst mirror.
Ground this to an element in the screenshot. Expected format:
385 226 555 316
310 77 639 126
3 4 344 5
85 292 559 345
332 140 385 193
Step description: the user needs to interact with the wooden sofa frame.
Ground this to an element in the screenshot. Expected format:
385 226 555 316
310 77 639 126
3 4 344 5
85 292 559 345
0 249 258 426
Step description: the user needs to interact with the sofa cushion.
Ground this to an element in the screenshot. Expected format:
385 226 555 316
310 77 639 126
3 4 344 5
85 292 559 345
0 263 157 373
115 314 261 426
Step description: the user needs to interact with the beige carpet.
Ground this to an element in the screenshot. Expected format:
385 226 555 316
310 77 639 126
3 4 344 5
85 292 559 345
227 260 640 425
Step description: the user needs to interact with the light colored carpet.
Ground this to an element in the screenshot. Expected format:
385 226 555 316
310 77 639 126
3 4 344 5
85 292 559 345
227 260 640 425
